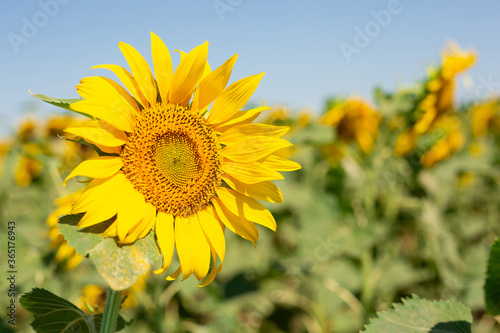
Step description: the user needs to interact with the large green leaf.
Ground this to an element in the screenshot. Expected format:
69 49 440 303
20 288 129 333
362 295 472 333
58 214 108 256
89 233 160 290
58 214 161 290
19 288 94 333
485 238 500 315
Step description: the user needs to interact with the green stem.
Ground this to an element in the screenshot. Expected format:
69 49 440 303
100 287 122 333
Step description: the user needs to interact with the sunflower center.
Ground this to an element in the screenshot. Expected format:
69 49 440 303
153 132 200 186
122 103 222 217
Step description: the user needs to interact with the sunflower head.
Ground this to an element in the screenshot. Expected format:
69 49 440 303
63 32 300 286
471 100 500 137
420 115 464 167
47 191 83 270
321 98 381 153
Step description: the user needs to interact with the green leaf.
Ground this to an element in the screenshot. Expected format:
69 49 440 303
58 214 161 290
362 295 472 333
485 238 500 315
89 232 161 290
58 214 108 256
19 288 94 333
20 288 130 333
29 91 91 118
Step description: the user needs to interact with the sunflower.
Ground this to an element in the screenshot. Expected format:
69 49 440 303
414 42 475 134
420 115 464 168
63 32 300 286
47 191 83 270
471 100 500 137
321 98 381 153
79 274 147 314
395 43 474 157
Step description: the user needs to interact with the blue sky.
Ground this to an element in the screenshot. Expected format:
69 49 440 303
1 0 500 135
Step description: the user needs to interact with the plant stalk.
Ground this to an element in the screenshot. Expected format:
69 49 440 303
100 287 122 333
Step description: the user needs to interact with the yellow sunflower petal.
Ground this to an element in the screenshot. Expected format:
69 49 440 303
75 76 139 115
198 244 222 287
63 156 123 186
218 124 289 145
260 155 302 171
223 159 284 184
103 221 118 237
208 73 264 125
197 207 225 263
212 197 259 245
216 187 276 231
118 41 157 105
175 215 211 280
72 173 127 221
223 174 283 203
151 32 173 103
221 136 292 162
170 42 208 105
64 120 127 147
192 54 238 112
91 64 149 107
116 185 147 242
213 105 271 132
120 203 155 244
166 266 182 281
154 212 175 274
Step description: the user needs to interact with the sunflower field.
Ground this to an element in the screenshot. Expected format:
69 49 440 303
2 38 500 333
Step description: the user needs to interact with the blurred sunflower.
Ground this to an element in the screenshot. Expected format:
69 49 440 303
0 139 12 177
321 98 381 153
63 32 300 285
471 100 500 137
47 191 83 270
263 106 293 127
395 42 474 157
420 115 464 168
14 144 43 187
79 273 146 315
17 117 37 143
414 42 475 134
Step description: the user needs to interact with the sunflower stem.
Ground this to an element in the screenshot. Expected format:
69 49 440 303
100 287 122 333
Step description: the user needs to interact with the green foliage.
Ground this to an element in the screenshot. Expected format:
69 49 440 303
485 238 500 315
19 288 129 333
29 91 89 117
362 295 472 333
59 214 161 290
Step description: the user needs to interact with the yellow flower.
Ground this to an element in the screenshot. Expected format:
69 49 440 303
321 98 381 153
15 153 42 187
47 191 83 270
263 106 292 126
79 274 147 315
296 109 313 128
45 115 79 138
0 140 12 176
63 32 300 286
394 130 418 157
17 117 37 142
414 42 475 133
471 101 500 137
420 115 464 167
